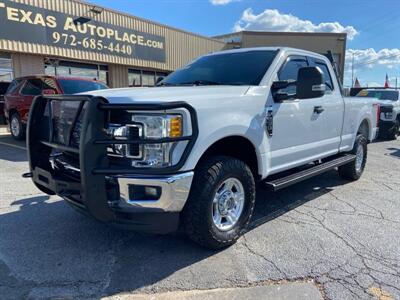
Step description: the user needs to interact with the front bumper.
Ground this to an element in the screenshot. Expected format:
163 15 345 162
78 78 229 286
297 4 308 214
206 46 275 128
31 166 193 233
26 95 198 234
115 172 194 213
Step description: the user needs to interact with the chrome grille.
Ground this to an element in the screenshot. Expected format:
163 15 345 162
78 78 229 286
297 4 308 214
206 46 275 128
126 125 141 158
380 106 393 113
107 124 143 159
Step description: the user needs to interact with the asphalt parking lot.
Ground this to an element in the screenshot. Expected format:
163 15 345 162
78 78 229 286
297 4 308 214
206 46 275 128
0 129 399 300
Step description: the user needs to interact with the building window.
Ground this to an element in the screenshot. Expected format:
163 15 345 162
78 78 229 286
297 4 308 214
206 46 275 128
128 69 142 87
218 34 242 44
0 52 13 82
45 59 108 85
142 71 155 87
128 69 169 87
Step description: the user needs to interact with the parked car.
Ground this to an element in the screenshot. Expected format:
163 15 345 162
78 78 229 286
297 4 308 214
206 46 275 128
0 81 10 125
25 48 379 249
355 88 400 140
4 75 108 140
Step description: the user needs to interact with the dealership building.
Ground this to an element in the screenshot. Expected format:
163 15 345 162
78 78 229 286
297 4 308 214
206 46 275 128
0 0 346 88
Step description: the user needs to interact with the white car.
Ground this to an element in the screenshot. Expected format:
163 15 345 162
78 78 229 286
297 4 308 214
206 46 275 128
26 47 379 249
356 88 400 139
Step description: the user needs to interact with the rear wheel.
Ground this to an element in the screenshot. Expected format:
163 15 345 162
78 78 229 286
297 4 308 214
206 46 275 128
387 119 399 140
182 156 256 249
338 134 367 181
10 113 25 140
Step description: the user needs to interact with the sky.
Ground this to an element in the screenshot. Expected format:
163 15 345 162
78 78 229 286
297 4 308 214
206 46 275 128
90 0 400 88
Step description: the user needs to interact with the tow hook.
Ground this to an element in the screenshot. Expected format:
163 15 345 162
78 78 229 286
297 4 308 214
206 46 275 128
22 172 33 178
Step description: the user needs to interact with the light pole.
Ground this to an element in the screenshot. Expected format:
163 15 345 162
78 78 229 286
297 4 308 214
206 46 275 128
351 52 354 87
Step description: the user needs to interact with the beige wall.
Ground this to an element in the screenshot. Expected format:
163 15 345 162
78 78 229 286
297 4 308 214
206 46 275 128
241 32 345 55
108 64 129 88
12 53 44 77
217 32 346 83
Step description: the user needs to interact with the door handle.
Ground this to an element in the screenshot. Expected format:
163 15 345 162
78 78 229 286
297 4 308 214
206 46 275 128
314 106 324 114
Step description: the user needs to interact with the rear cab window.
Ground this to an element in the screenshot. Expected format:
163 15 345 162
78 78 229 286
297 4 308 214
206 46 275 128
356 90 399 101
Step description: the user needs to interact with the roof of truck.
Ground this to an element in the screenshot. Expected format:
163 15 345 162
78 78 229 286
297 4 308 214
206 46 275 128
209 47 329 60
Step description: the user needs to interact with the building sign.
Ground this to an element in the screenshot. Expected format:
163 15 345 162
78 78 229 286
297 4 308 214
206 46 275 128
0 0 166 62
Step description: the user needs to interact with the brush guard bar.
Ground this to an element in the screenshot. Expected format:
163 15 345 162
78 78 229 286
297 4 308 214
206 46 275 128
27 95 198 223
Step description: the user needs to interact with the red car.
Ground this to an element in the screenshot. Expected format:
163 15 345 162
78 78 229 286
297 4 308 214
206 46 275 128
4 75 108 140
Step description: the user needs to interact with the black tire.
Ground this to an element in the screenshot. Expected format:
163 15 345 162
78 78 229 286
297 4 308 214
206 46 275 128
387 119 399 140
9 113 25 140
338 134 367 181
182 156 256 249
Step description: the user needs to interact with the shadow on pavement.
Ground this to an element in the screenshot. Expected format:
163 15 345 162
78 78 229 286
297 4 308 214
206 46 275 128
250 169 347 230
387 147 400 158
0 170 348 297
0 134 27 162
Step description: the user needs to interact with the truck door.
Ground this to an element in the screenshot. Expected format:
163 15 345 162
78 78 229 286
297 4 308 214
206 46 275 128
268 55 334 174
308 57 344 154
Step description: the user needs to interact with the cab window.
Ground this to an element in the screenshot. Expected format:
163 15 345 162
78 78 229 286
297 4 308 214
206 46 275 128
278 57 308 94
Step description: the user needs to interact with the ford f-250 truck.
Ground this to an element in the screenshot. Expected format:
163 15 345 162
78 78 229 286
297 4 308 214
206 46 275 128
25 48 379 249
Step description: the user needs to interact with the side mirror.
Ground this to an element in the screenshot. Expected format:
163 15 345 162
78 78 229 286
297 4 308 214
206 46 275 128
296 67 325 99
271 80 294 90
42 89 56 95
271 80 297 102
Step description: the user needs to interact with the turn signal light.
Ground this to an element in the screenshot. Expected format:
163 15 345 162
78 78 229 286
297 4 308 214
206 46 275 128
169 116 182 137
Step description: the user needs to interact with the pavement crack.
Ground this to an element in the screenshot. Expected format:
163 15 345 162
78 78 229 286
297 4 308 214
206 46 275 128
241 235 288 278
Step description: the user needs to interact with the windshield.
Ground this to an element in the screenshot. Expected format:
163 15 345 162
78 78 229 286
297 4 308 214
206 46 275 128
356 90 399 101
58 79 108 94
159 50 278 86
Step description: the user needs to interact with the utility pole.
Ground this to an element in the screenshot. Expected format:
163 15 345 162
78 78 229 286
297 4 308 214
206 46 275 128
351 53 355 87
396 77 398 90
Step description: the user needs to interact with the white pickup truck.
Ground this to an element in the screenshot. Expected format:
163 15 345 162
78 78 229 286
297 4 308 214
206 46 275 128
26 47 379 249
355 88 400 140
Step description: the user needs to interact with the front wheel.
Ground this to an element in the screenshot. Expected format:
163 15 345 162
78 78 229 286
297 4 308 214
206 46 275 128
10 113 25 140
338 134 367 181
182 156 256 249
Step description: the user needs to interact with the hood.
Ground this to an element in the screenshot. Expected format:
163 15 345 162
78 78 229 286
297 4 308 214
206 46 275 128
85 86 251 106
374 99 395 107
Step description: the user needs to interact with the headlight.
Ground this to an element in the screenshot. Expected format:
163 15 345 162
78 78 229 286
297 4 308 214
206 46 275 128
108 113 186 168
133 114 182 139
384 112 393 119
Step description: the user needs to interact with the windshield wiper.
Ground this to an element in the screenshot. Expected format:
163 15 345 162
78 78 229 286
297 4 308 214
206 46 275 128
156 82 177 87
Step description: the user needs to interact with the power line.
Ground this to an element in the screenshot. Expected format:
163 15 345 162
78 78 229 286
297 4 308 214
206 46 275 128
347 52 400 68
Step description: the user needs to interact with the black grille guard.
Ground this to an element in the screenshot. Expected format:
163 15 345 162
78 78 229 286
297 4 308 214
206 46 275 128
27 95 198 222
